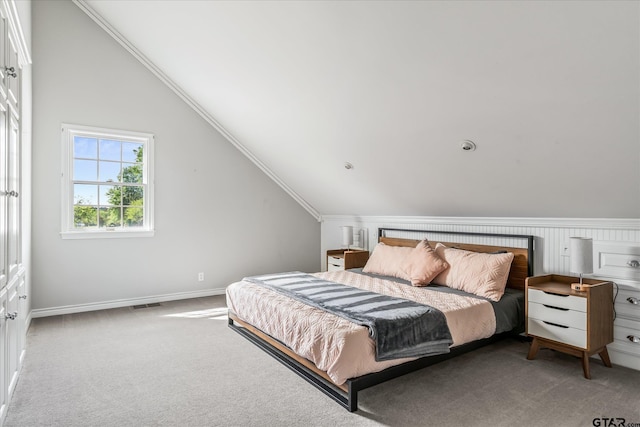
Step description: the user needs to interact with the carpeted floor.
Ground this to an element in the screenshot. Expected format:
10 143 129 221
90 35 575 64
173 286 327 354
6 295 640 426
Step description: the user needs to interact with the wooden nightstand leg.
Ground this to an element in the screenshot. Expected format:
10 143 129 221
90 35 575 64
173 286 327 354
581 352 591 379
599 347 612 368
527 337 540 360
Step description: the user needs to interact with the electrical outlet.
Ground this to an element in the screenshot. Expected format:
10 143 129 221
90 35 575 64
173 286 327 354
198 272 205 282
561 244 570 257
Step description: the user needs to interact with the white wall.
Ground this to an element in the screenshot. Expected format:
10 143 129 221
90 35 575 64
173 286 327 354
31 0 320 313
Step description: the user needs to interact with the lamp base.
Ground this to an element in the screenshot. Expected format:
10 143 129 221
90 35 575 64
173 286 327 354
571 282 591 292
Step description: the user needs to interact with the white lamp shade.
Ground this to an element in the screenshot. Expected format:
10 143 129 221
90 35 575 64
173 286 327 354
341 226 354 247
570 237 593 275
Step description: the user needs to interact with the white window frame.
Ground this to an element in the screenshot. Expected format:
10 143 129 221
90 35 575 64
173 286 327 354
60 123 154 239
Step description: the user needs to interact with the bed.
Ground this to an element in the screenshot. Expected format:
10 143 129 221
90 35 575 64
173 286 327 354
227 228 534 412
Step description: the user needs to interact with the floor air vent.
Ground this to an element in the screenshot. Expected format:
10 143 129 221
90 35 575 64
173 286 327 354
132 303 162 309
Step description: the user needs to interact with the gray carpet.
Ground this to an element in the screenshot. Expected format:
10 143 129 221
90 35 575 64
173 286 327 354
6 296 640 427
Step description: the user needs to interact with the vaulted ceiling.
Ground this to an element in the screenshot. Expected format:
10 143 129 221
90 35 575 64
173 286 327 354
80 0 640 219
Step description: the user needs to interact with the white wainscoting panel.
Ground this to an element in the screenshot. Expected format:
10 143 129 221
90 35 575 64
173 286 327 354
320 216 640 276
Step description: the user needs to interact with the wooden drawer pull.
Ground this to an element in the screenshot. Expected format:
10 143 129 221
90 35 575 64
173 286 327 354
627 335 640 343
543 304 569 311
627 297 639 305
542 320 569 329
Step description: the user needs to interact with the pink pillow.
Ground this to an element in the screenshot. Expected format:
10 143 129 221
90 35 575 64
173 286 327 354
432 243 514 301
362 243 414 280
402 240 449 287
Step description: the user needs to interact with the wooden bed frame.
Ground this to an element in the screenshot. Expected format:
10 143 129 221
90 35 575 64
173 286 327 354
228 228 535 412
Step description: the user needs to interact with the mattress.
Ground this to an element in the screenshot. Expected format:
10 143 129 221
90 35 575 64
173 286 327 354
226 269 524 385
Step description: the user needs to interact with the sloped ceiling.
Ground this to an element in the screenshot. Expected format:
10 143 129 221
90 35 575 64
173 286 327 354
80 0 639 219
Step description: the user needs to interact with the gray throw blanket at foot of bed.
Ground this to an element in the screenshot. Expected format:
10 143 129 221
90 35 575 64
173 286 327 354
243 272 453 361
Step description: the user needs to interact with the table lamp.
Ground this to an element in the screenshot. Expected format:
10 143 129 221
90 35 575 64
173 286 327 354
341 226 353 251
570 237 593 291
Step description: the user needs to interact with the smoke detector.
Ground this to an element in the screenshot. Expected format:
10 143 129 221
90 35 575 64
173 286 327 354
460 140 476 151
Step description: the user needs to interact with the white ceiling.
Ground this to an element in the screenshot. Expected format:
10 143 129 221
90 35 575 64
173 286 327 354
81 0 640 219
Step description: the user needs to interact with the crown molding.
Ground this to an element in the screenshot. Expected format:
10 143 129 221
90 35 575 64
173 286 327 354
320 215 640 231
72 0 321 222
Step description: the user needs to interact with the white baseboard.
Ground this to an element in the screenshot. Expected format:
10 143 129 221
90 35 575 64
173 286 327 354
30 288 227 318
609 348 640 372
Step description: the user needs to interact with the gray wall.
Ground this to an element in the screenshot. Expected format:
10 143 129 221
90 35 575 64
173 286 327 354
32 0 320 310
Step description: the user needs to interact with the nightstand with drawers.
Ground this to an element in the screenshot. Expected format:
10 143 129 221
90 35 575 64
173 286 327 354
525 274 614 379
326 249 369 272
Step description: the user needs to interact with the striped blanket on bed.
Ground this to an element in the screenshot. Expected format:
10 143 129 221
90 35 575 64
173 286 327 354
243 272 453 361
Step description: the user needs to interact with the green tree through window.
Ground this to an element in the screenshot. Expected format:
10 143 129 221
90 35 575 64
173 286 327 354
102 146 144 227
73 196 98 227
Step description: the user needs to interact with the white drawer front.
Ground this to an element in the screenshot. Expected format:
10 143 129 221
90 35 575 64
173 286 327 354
528 302 586 330
593 242 640 281
528 289 587 312
327 263 343 272
616 286 640 321
528 318 587 349
327 256 344 267
609 317 640 357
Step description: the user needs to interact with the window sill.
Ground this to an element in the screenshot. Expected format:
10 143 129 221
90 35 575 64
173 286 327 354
60 230 155 240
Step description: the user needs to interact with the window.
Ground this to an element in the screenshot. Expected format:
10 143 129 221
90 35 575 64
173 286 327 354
61 124 154 239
